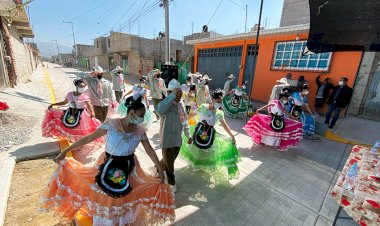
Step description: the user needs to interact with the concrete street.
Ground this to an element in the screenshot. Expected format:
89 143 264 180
2 63 377 226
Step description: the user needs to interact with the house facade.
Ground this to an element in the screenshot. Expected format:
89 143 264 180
188 24 363 114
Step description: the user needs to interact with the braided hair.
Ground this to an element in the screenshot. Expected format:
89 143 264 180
124 96 145 113
211 89 224 100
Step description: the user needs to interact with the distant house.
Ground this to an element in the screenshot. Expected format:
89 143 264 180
93 31 193 76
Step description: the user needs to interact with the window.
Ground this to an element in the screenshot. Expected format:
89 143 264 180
96 40 99 48
272 41 332 71
108 39 111 48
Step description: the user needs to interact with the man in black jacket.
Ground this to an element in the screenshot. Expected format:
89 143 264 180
325 77 353 129
315 74 333 115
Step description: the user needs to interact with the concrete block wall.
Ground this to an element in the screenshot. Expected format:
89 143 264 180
94 55 109 71
280 0 310 27
108 32 131 53
126 51 153 76
7 25 35 83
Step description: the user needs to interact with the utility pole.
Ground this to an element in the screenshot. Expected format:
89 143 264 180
161 0 171 64
52 40 61 64
63 21 77 66
245 4 248 33
246 0 264 122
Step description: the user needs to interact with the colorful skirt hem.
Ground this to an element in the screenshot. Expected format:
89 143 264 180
243 113 303 151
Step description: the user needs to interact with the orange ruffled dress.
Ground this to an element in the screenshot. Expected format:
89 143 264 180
42 119 175 226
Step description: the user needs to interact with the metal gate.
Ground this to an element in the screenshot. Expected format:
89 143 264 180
243 45 259 94
197 46 243 90
359 62 380 120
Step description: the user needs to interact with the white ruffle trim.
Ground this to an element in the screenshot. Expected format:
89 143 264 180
42 163 176 225
244 120 303 140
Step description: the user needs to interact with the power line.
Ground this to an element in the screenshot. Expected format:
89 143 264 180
110 0 139 30
228 0 245 10
68 0 110 21
55 0 124 41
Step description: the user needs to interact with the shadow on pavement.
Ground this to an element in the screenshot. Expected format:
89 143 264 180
8 141 59 161
0 91 50 105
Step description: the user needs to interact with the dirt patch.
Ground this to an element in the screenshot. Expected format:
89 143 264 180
0 112 37 152
4 159 70 226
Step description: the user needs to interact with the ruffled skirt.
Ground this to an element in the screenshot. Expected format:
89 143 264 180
300 113 316 136
243 113 303 151
42 154 175 226
180 126 241 181
222 95 252 118
41 109 101 142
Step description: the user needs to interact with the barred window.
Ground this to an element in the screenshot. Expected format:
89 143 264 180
272 41 332 71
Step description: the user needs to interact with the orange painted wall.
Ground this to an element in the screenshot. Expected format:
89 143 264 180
194 32 363 110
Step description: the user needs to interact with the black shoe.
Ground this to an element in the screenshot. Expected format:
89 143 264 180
324 121 329 125
328 125 334 129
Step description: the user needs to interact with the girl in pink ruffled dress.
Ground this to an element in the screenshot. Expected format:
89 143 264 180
243 91 303 151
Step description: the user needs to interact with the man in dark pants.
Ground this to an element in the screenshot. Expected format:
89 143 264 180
325 77 353 129
156 79 192 193
315 74 333 115
84 66 116 122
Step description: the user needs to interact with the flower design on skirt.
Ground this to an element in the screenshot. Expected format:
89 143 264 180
200 131 209 141
108 168 127 185
66 115 75 124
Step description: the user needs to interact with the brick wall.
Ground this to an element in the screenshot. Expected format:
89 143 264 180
5 22 36 83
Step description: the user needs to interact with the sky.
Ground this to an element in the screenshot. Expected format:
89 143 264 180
26 0 284 56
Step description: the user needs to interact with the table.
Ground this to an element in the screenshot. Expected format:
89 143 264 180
331 145 380 226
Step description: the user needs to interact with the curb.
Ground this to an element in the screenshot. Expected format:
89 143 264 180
0 157 16 226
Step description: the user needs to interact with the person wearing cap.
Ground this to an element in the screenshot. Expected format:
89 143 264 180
269 78 290 102
110 66 126 103
223 74 235 94
147 69 166 120
84 66 116 123
155 79 192 192
196 74 212 106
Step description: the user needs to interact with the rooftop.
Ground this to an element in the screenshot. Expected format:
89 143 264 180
186 24 309 45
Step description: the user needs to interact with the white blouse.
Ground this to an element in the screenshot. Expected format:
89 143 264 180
100 119 148 156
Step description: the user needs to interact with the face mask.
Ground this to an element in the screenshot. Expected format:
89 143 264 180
132 116 144 125
213 103 222 109
242 86 246 90
97 74 103 80
140 82 145 87
77 87 87 93
281 99 288 104
303 91 309 95
339 81 344 86
189 93 195 97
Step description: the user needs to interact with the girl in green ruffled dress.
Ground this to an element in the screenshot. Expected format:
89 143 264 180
222 80 253 118
180 89 240 181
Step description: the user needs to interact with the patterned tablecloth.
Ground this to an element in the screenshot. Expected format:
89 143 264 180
331 145 380 226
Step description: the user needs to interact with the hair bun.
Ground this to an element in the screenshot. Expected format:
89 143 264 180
124 96 142 108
